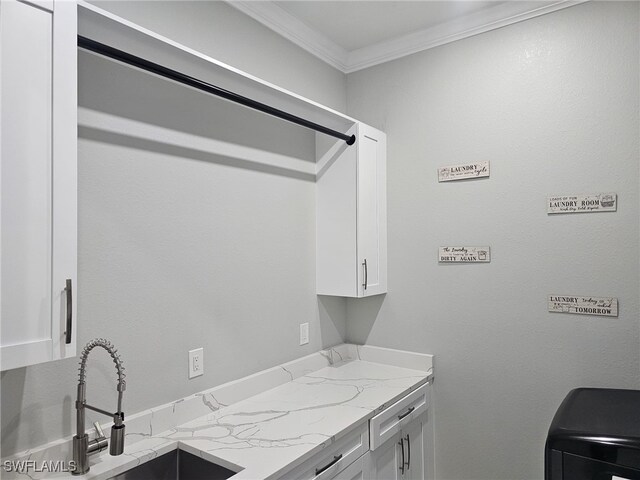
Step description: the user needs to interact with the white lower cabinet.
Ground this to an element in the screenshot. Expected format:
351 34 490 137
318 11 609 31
366 382 434 480
279 383 433 480
366 411 433 480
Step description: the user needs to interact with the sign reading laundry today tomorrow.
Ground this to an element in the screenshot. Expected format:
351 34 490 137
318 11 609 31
547 193 617 214
548 295 618 317
438 161 490 182
439 246 491 263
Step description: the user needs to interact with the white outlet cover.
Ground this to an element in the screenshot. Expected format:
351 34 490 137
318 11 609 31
188 348 204 379
300 323 309 345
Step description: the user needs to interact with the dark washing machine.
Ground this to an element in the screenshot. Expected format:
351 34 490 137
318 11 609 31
545 388 640 480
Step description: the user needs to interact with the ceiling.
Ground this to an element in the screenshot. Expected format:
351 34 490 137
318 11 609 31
227 0 585 73
273 1 505 51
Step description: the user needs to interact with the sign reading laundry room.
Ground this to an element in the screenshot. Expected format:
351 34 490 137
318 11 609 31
438 161 490 182
547 193 617 214
548 295 618 317
439 246 491 263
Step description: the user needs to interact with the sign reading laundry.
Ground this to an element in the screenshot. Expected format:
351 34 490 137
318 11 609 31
547 193 617 214
438 161 489 182
548 295 618 317
439 246 490 263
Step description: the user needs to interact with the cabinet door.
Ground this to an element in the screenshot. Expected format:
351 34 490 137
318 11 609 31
357 123 387 297
403 417 424 480
369 432 404 480
401 410 435 480
0 0 77 370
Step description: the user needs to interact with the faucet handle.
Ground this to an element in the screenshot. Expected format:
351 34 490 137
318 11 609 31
86 422 109 455
93 421 106 440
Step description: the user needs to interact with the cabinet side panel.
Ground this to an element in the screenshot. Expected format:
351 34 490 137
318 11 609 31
316 129 357 297
377 132 387 293
423 407 435 480
0 1 53 353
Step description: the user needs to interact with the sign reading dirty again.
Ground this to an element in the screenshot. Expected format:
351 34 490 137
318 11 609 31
439 246 491 263
548 295 618 317
438 161 490 182
547 193 617 214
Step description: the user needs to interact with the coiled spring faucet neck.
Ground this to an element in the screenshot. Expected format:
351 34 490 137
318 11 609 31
73 338 126 475
78 338 126 387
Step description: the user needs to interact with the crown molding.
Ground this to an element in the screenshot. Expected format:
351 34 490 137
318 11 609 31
228 1 349 72
227 0 588 74
345 1 589 73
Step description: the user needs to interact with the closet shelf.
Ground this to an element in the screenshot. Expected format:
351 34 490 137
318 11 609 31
78 2 356 143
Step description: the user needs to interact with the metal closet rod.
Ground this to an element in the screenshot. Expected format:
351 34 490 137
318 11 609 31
77 36 356 146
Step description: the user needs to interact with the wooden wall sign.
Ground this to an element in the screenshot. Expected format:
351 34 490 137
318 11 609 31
438 161 489 182
548 295 618 317
547 193 617 214
439 246 491 263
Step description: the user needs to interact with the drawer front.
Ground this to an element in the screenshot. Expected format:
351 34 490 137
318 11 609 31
369 383 429 450
280 423 369 480
329 455 367 480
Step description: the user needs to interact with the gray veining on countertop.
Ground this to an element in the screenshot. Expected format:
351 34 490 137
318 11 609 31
2 344 433 480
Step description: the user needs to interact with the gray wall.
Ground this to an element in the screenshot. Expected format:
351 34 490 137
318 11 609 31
346 2 640 479
2 3 639 478
1 1 347 457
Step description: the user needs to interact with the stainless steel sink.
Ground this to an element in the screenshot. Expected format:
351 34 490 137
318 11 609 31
107 448 236 480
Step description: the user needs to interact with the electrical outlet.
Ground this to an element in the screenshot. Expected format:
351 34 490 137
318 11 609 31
299 323 309 345
188 348 204 379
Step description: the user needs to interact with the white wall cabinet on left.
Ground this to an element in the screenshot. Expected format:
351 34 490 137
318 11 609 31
0 0 77 370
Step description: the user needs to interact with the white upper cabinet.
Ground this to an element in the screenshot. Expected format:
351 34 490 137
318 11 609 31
316 123 387 298
1 0 77 370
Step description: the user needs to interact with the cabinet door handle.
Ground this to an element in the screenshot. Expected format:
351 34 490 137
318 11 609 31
405 434 411 469
362 259 368 290
398 406 415 421
399 438 405 474
64 279 72 344
315 454 342 476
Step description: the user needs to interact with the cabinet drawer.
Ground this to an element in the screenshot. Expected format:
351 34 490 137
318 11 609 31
369 383 429 450
280 422 369 480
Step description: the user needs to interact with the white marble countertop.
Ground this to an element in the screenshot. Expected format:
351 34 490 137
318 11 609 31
87 360 429 479
2 344 432 480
